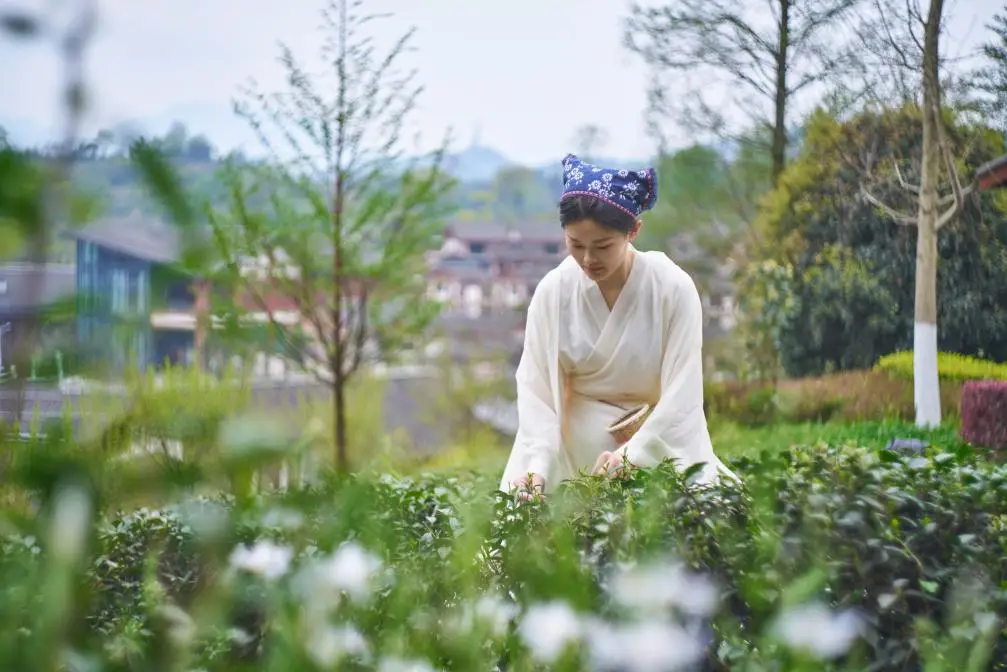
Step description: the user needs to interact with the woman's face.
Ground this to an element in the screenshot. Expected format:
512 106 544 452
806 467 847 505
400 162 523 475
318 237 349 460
564 218 640 283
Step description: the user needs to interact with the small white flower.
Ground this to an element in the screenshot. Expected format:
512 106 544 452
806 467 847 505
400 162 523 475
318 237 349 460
310 541 384 602
377 656 438 672
518 601 582 664
229 540 293 580
474 594 519 636
226 628 254 646
305 624 369 667
585 617 705 671
451 594 518 636
261 507 304 531
773 602 864 659
610 560 720 618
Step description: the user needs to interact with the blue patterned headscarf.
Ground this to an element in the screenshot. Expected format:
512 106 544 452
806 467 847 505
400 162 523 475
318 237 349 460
560 153 658 219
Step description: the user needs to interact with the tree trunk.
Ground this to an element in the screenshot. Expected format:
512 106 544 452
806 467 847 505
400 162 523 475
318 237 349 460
913 216 940 427
771 0 791 185
332 0 350 474
913 0 944 428
333 213 348 472
332 157 348 473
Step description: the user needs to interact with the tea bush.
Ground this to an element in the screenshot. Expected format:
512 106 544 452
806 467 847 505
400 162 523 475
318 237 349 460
0 426 1004 671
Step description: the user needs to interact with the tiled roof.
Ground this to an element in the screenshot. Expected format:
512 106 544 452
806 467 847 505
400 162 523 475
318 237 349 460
0 263 76 313
446 219 563 242
73 214 183 264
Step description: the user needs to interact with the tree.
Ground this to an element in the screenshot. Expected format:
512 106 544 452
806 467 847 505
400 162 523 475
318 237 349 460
491 167 554 223
742 105 1007 380
636 143 735 250
572 124 610 163
184 135 214 163
859 0 978 427
649 144 735 236
624 0 862 185
208 0 453 472
975 5 1007 135
161 122 189 158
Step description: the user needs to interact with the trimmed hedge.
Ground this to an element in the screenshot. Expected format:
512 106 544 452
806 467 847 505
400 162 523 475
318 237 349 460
961 380 1007 450
875 351 1007 383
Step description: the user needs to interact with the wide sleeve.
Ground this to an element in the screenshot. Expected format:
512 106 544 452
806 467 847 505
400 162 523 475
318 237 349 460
504 284 562 485
618 272 711 471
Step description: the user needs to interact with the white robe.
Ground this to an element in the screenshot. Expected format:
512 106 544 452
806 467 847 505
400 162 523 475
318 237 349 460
499 248 738 493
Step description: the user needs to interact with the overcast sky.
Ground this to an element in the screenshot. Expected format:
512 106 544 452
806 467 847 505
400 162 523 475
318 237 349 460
0 0 1000 165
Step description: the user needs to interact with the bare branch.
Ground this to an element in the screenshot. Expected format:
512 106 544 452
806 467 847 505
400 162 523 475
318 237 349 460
893 162 920 194
932 103 963 198
931 100 978 231
860 184 918 226
346 284 369 377
935 183 976 230
891 161 959 206
625 0 859 167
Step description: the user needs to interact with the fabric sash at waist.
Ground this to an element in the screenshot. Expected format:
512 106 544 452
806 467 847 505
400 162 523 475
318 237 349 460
567 389 654 411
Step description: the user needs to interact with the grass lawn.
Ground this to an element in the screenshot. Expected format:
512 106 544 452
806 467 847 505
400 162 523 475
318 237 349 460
709 417 968 459
410 418 972 477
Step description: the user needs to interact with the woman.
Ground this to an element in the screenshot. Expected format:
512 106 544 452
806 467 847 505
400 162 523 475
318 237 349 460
500 154 737 499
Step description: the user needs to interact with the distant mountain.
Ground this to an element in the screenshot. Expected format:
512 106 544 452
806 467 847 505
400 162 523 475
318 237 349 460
2 101 743 189
441 145 515 183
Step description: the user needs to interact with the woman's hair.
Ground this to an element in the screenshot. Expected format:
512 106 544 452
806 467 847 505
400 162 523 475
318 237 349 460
558 194 636 234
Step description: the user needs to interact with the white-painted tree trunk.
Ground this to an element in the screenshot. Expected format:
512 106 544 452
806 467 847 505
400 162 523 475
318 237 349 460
866 0 973 428
913 0 944 429
914 321 941 427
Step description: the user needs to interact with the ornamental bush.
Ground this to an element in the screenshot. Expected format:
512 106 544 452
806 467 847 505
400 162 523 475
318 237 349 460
875 350 1007 384
961 380 1007 450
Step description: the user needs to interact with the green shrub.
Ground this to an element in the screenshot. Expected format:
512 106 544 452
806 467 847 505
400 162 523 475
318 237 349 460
0 363 1003 670
735 387 781 427
778 392 847 423
875 350 1007 383
705 382 781 427
2 437 1005 670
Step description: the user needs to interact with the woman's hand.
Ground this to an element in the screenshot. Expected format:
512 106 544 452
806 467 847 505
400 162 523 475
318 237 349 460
513 473 545 503
592 450 633 480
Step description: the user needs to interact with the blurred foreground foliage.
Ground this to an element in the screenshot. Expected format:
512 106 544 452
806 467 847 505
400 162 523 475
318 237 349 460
0 378 1003 671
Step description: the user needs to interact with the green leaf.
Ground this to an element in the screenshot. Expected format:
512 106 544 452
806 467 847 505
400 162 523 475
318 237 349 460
780 567 829 608
129 140 195 230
